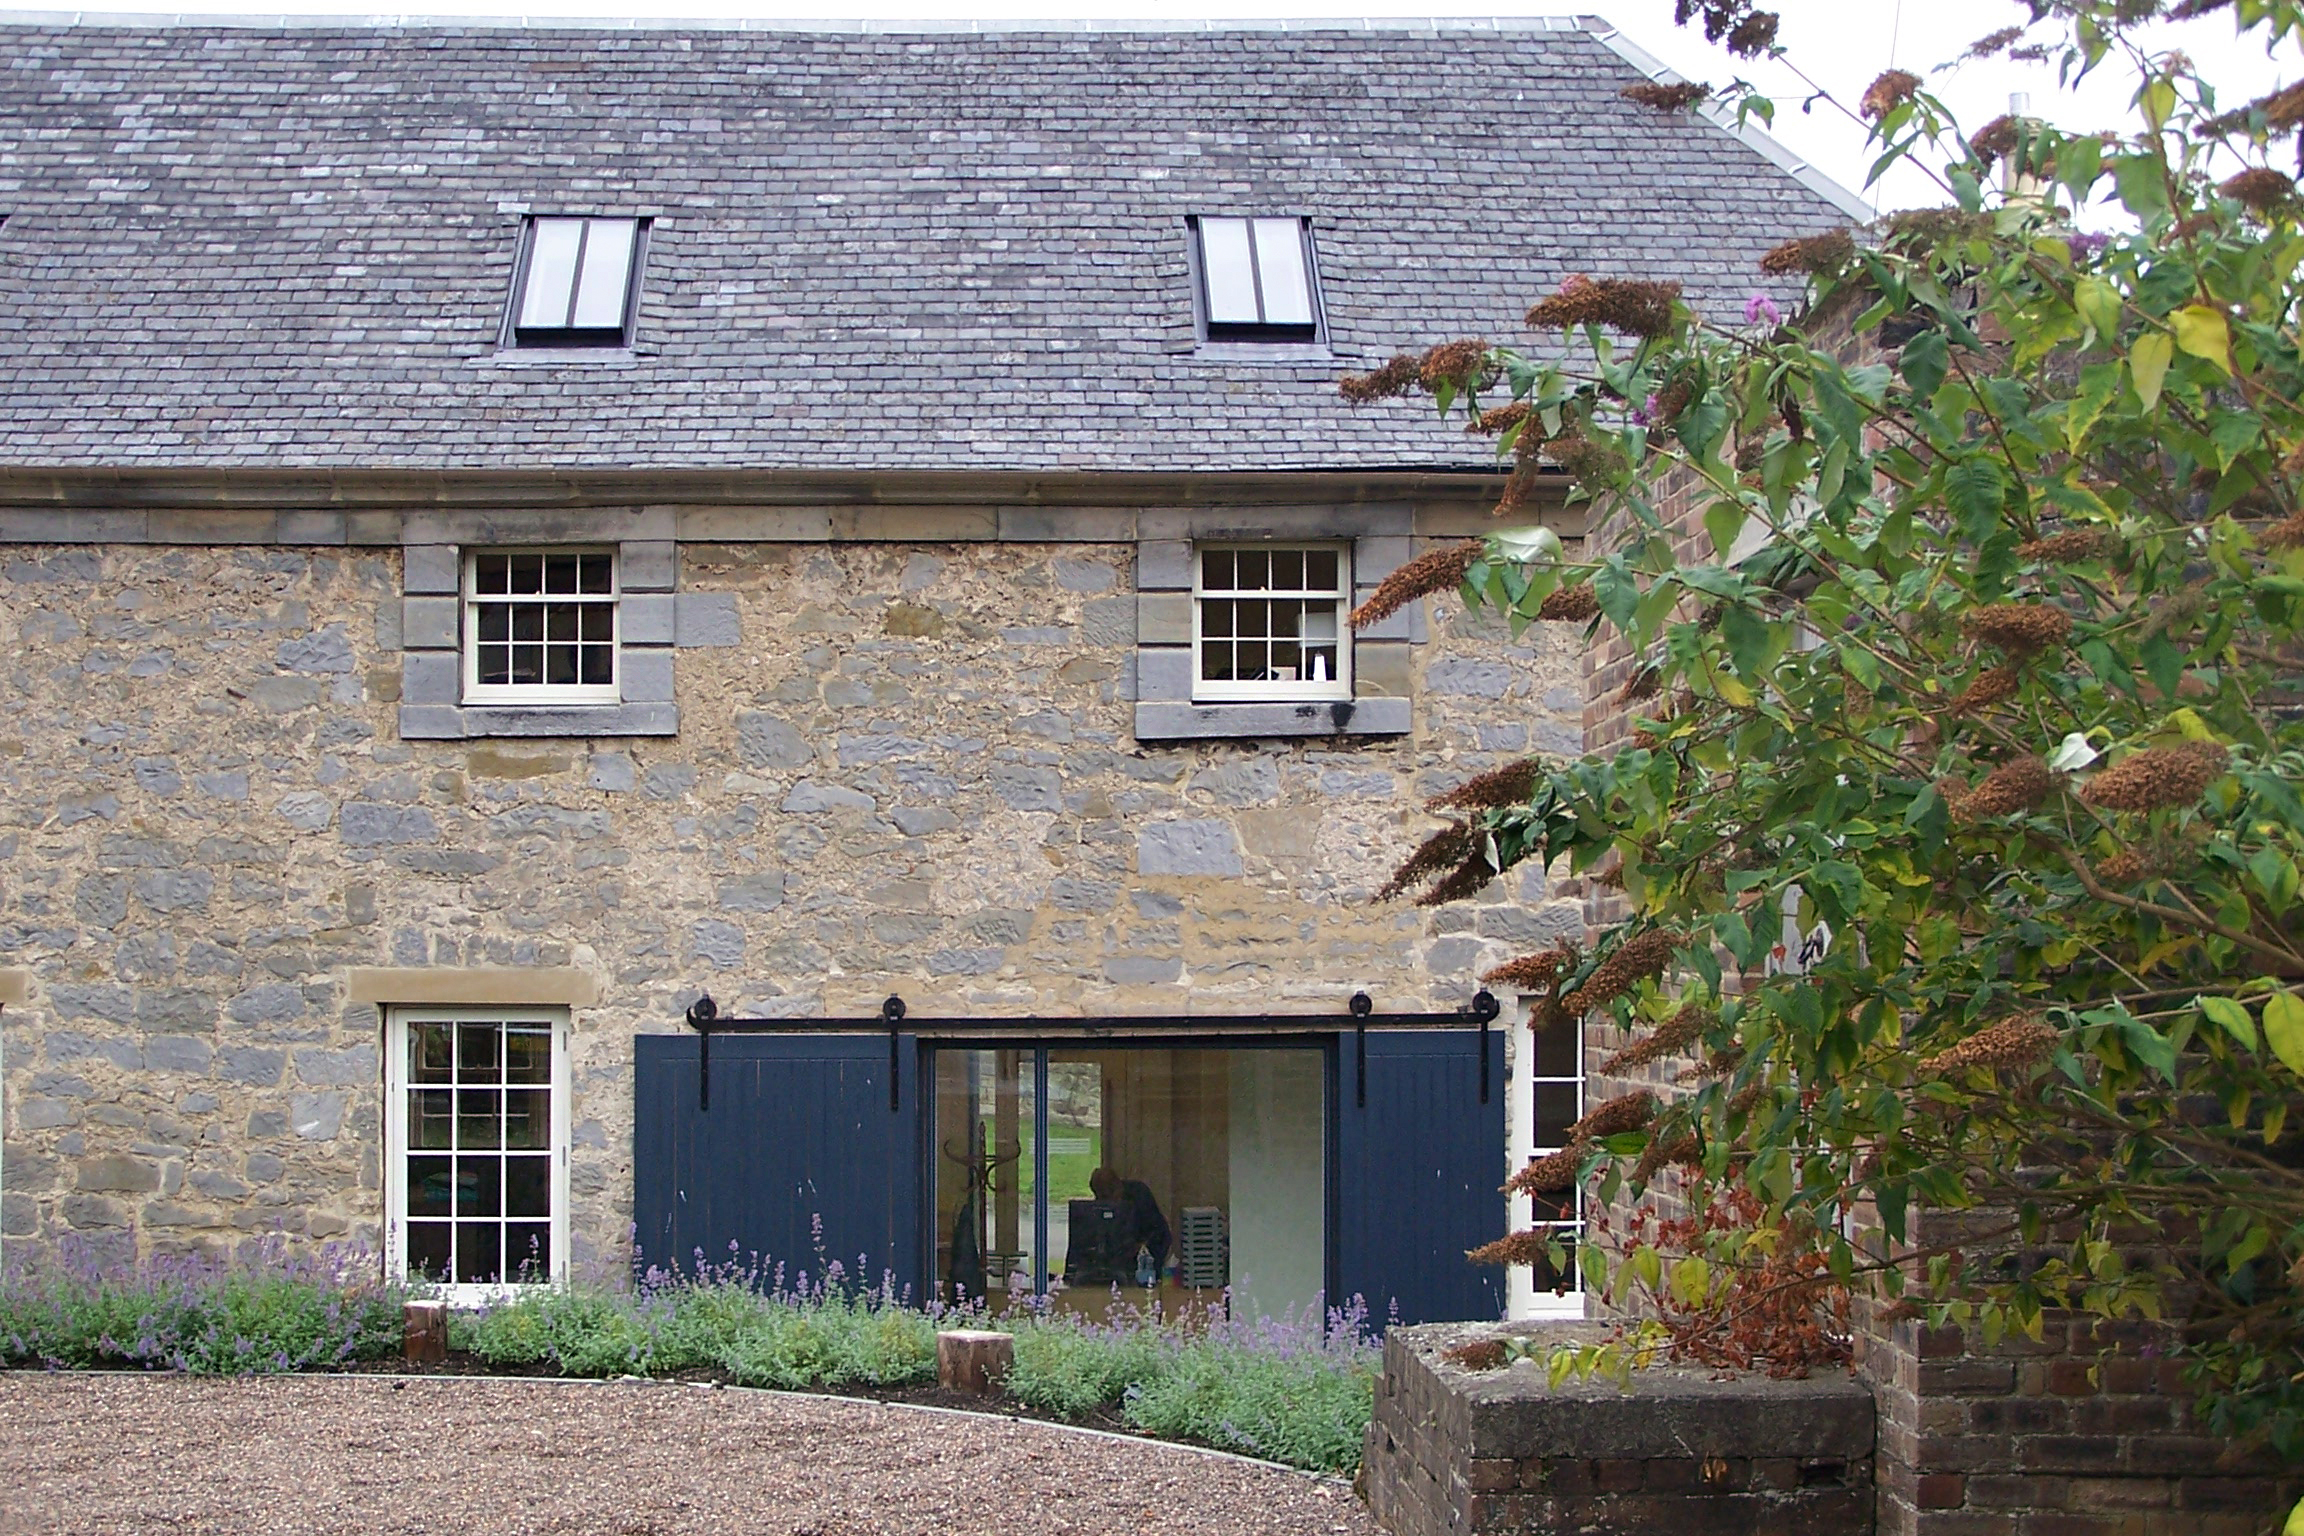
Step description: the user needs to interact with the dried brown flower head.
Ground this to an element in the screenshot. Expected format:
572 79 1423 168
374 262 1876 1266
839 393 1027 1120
1949 663 2021 717
1725 10 1778 56
1561 929 1681 1015
2173 211 2222 241
1375 819 1479 902
1918 1014 2059 1074
1537 583 1601 623
1569 1090 1660 1142
1632 1133 1703 1184
2080 741 2231 812
2222 167 2297 214
2093 848 2152 885
1860 70 1922 121
1527 275 1683 340
1963 603 2074 656
1964 25 2025 58
1468 1228 1561 1267
1443 1338 1510 1371
2264 512 2304 550
1418 856 1501 908
1547 432 1630 495
1950 756 2056 822
1351 540 1482 630
1483 948 1571 990
1885 207 1992 250
2263 80 2304 132
1494 461 1544 517
1622 80 1712 111
1504 1145 1586 1196
1469 401 1532 437
1600 1001 1717 1074
1652 376 1696 426
1618 663 1662 704
1759 228 1858 275
1420 339 1494 393
1970 114 2020 166
1339 354 1420 403
1429 757 1544 812
2015 527 2103 563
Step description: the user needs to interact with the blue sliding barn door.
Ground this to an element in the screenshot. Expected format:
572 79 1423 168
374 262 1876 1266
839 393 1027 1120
633 1034 920 1295
1335 1028 1506 1328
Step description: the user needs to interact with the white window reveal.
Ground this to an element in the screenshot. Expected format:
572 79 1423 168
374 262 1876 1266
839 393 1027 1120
1508 1003 1586 1319
510 216 645 347
462 550 620 705
1193 544 1351 702
1193 216 1320 341
385 1008 571 1290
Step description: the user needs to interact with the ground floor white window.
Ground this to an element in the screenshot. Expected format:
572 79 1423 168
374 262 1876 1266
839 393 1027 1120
1507 1001 1585 1319
384 1007 571 1288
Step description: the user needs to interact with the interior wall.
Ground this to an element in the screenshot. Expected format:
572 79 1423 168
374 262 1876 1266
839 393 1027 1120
1227 1049 1325 1322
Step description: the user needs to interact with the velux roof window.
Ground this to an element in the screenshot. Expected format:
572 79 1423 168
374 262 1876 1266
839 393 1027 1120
1192 216 1321 343
508 216 645 348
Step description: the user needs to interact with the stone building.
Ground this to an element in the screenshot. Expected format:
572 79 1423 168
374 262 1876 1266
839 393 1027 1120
0 16 1860 1325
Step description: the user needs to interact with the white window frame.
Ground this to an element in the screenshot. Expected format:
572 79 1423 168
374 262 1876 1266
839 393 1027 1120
383 1006 573 1298
1507 999 1586 1320
1190 541 1353 703
461 548 622 707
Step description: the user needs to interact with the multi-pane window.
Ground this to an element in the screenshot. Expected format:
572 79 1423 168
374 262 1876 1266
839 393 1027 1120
386 1009 568 1288
1193 544 1351 701
463 550 619 705
1192 216 1320 342
1518 1007 1586 1312
509 216 645 347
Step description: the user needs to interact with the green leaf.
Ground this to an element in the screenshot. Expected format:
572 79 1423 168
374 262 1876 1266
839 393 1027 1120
1945 458 2008 531
1899 330 1948 405
2265 991 2304 1077
2064 363 2122 452
2171 305 2232 373
2130 332 2173 411
2199 995 2260 1054
2112 154 2169 221
2116 1009 2180 1083
2074 277 2122 346
2141 632 2185 703
1718 604 1783 680
1705 500 1748 561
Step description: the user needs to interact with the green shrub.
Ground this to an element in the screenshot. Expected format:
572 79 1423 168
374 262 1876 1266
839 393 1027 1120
710 1295 935 1390
1002 1314 1176 1419
1124 1341 1374 1474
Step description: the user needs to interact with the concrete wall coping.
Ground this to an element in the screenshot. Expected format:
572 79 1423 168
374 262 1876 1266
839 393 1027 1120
0 969 28 1006
344 967 601 1007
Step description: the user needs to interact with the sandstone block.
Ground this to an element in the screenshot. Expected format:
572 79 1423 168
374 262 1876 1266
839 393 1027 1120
1138 820 1242 877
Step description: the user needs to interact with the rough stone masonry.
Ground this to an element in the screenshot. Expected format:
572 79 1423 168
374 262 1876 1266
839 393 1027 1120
0 532 1585 1268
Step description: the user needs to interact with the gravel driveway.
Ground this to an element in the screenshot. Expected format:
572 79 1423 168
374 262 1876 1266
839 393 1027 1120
0 1373 1380 1536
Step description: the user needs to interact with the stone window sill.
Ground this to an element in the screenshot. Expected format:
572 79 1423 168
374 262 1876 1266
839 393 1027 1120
1132 698 1409 741
398 702 679 740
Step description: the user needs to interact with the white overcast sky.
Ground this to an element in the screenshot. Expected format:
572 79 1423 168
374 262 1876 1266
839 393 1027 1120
12 0 2299 215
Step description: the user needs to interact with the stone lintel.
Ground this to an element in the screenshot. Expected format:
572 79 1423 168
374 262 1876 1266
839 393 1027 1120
1133 697 1410 741
344 967 600 1007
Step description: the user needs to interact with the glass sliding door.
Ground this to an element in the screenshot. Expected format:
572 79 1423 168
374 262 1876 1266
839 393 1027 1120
931 1042 1326 1322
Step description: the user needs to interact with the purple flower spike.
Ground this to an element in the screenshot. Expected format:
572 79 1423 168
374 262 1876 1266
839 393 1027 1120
1743 292 1783 327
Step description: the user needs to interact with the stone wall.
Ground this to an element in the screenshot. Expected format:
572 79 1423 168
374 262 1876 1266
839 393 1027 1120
1364 1321 1876 1536
0 519 1586 1268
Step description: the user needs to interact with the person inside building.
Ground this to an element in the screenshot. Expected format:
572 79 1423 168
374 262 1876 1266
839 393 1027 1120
1089 1165 1172 1281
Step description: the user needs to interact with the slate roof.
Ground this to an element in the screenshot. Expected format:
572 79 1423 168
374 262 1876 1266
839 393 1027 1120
0 18 1861 473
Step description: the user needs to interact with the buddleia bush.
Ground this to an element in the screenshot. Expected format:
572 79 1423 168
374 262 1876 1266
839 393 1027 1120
1349 0 2304 1461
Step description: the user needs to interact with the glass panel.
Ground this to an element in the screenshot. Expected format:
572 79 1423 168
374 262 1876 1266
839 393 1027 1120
1271 549 1303 591
1235 599 1268 638
459 1155 502 1217
1306 549 1340 593
505 1029 552 1085
545 647 577 686
473 554 511 595
1201 548 1234 591
477 645 510 685
580 605 614 642
570 218 636 331
456 1222 503 1285
1197 217 1259 324
476 605 510 644
1235 549 1269 591
580 647 613 686
512 607 544 643
1200 598 1234 639
579 554 614 595
411 1023 455 1084
505 1223 553 1280
932 1048 1039 1308
509 554 544 595
407 1222 452 1280
504 1156 551 1217
1201 641 1234 682
1528 1229 1577 1294
459 1024 501 1082
543 556 577 595
504 1090 550 1150
512 645 545 685
1536 1082 1581 1146
407 1155 455 1218
1251 218 1314 325
518 218 585 330
1533 1015 1581 1077
458 1089 501 1150
411 1089 454 1151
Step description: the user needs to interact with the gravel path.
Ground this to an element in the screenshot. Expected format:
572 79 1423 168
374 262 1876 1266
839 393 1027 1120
0 1373 1381 1536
